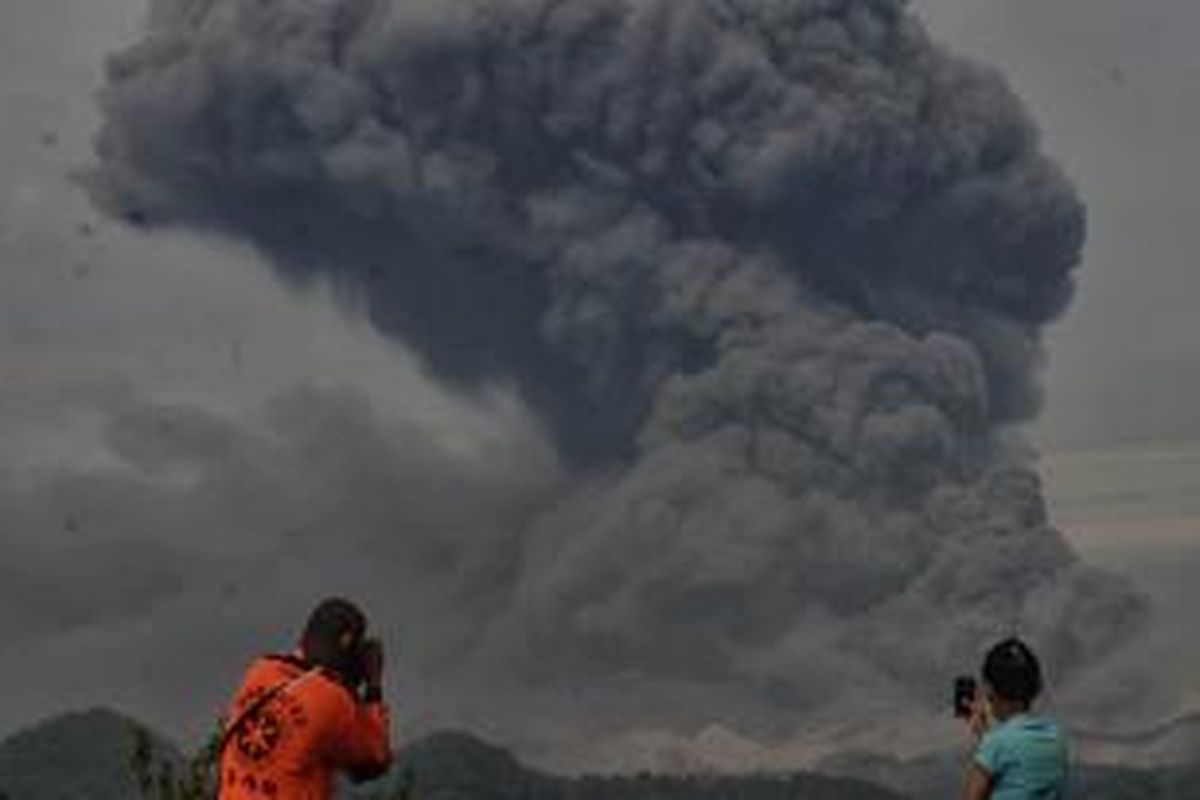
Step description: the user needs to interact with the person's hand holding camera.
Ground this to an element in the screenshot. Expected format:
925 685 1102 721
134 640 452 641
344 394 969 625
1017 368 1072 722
954 675 991 744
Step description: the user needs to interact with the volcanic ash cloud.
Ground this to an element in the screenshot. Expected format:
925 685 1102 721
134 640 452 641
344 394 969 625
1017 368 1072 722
89 0 1148 747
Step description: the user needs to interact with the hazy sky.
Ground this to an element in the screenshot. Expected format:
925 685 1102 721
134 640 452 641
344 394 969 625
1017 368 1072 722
1 0 1198 756
911 0 1200 681
912 0 1200 450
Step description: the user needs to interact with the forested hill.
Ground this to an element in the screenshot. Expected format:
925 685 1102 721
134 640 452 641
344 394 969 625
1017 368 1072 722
0 713 903 800
0 708 178 799
0 709 1197 800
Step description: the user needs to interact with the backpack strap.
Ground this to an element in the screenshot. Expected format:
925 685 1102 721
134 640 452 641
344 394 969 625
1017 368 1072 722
216 666 321 759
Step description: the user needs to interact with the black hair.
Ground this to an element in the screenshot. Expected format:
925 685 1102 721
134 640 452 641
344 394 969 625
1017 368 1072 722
301 597 367 681
982 637 1043 705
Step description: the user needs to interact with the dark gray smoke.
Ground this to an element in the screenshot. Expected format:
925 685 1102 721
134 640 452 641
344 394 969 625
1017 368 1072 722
88 0 1147 759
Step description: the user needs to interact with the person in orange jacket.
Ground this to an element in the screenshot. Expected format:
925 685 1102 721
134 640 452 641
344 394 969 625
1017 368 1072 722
217 598 393 799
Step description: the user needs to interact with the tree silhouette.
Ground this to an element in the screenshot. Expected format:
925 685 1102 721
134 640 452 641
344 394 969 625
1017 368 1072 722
126 722 221 800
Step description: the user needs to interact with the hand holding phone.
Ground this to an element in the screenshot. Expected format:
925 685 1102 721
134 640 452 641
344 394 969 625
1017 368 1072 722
954 676 977 719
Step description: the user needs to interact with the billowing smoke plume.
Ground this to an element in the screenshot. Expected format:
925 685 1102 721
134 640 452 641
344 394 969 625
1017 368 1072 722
89 0 1147 761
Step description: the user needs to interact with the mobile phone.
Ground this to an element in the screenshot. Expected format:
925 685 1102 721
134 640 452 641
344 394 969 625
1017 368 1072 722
954 675 977 718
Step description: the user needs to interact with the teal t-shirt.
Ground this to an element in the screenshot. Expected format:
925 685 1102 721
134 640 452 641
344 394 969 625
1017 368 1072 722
974 714 1068 800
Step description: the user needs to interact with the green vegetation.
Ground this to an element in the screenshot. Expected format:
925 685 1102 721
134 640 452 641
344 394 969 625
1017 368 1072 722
125 722 219 800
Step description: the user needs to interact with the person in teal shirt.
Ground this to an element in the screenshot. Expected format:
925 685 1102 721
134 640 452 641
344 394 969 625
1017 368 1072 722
961 638 1068 800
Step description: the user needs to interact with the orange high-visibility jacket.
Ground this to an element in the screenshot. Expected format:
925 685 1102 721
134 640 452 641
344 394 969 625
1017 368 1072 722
218 653 392 800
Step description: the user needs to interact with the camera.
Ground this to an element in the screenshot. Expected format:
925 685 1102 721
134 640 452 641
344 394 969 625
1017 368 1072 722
342 637 382 689
953 675 977 718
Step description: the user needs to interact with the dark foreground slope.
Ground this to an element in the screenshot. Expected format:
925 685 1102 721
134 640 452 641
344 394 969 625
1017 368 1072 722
352 732 905 800
363 731 1200 800
820 746 1200 800
2 709 1198 800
